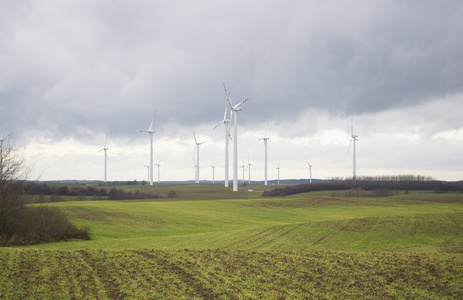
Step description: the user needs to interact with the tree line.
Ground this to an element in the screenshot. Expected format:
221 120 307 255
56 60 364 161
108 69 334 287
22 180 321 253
262 175 463 197
24 182 177 202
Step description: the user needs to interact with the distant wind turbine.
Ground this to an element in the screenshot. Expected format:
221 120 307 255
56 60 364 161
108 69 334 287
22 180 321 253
241 160 246 185
276 163 280 185
193 129 204 184
154 160 161 184
307 162 312 183
247 157 253 185
224 83 248 191
98 133 109 183
140 112 156 186
214 100 232 187
348 115 359 185
259 122 270 185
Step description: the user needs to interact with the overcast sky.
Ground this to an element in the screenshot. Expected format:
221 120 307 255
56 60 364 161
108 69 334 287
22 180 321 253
1 0 462 183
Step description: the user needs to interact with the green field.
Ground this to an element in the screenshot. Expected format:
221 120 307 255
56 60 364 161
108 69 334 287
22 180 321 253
1 184 463 298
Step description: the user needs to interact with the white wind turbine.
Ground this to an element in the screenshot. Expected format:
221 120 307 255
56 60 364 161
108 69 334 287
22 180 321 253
247 157 253 185
348 115 359 185
214 100 232 187
224 83 248 192
241 160 246 185
259 122 270 185
154 160 161 184
140 112 156 186
98 133 109 183
307 162 312 183
276 163 280 185
193 129 204 184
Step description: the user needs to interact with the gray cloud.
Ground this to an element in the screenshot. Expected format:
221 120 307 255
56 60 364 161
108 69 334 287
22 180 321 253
1 1 463 144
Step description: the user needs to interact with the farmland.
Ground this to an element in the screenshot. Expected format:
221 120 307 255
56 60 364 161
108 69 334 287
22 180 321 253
1 184 463 298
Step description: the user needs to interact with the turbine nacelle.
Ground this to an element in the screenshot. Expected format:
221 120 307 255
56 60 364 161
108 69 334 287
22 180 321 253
193 129 205 146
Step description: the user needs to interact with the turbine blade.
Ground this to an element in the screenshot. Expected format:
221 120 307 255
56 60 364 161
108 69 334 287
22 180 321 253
222 102 228 121
104 133 108 147
227 124 233 141
233 98 249 110
213 120 224 130
149 111 157 131
223 83 235 109
348 138 352 154
193 128 198 143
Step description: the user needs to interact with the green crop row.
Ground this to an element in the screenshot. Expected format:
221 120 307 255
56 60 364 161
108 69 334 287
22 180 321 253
1 248 462 299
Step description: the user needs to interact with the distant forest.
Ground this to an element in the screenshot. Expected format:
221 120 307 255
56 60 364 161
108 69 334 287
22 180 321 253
262 175 463 197
23 182 168 202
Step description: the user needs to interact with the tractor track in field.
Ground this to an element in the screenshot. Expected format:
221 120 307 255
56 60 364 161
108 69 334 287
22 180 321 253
312 224 350 246
225 223 305 249
445 214 461 244
77 250 128 300
130 250 228 300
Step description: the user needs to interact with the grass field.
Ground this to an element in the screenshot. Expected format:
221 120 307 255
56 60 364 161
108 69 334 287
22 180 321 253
1 184 463 298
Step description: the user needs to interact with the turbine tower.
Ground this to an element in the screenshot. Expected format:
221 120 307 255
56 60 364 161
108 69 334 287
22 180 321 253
247 157 253 185
349 115 359 185
241 161 246 184
307 162 312 183
140 112 156 186
98 133 109 183
193 129 204 184
214 101 232 187
259 122 270 185
224 83 248 192
211 163 215 184
154 160 161 184
276 163 280 185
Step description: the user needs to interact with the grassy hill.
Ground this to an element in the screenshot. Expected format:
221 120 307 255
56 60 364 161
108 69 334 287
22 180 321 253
1 184 462 298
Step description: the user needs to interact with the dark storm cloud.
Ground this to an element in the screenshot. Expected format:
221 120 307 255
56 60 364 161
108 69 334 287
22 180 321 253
1 1 463 142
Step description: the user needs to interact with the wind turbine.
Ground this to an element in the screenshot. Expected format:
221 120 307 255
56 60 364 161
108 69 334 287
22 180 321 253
154 160 161 183
348 115 359 185
247 157 253 185
224 83 248 192
307 162 312 183
214 101 232 187
241 160 246 185
140 112 156 186
276 163 280 185
259 122 270 185
193 129 204 184
98 133 109 183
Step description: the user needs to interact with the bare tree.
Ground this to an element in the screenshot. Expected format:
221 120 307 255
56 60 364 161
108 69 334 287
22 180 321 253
0 135 90 246
0 135 27 240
